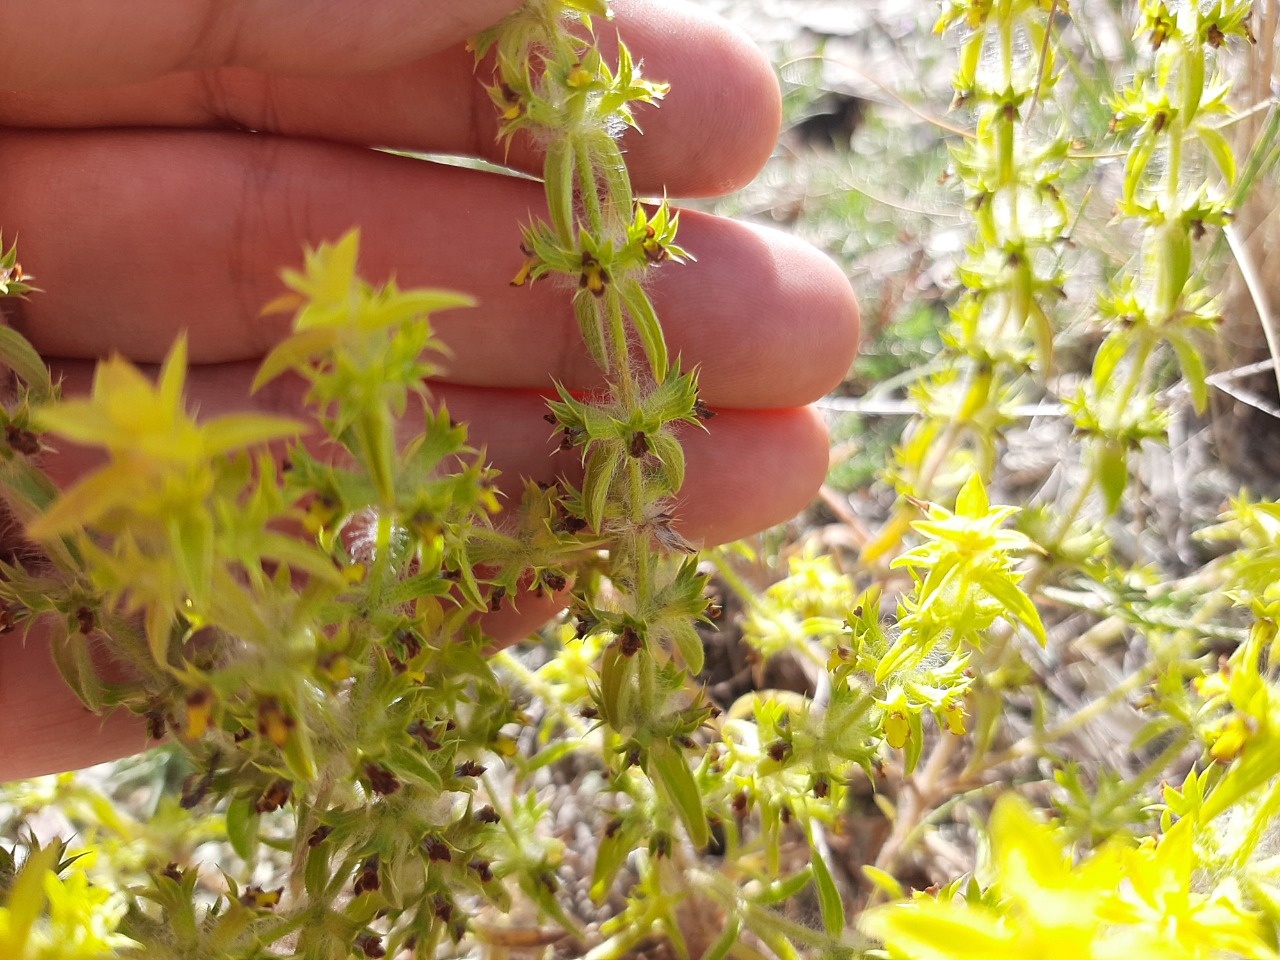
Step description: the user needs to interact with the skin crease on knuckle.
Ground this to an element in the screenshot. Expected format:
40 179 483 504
0 2 858 780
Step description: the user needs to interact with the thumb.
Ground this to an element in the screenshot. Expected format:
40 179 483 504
0 0 524 88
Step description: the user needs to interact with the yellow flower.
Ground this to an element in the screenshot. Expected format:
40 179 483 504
29 337 302 539
863 796 1276 960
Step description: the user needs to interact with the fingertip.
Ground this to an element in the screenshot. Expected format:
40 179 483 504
608 0 782 197
677 406 829 547
659 217 859 407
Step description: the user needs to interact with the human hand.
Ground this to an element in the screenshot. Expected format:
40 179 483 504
0 0 858 778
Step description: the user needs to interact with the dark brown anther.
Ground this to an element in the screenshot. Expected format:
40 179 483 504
408 719 442 751
307 825 333 848
5 423 39 456
356 932 386 959
433 897 454 923
649 833 672 859
543 412 559 425
625 745 642 768
280 457 292 472
161 862 185 884
558 428 582 451
732 790 750 816
455 760 487 778
424 837 452 862
233 726 252 743
580 706 599 720
619 625 642 657
144 709 167 741
541 571 568 593
441 567 462 582
474 805 501 824
1152 110 1167 134
396 628 422 661
677 735 697 750
1191 219 1206 241
488 585 506 612
180 767 215 810
0 602 15 635
605 817 624 839
470 860 494 883
255 779 292 814
780 803 793 824
628 431 649 458
364 762 401 796
813 774 830 799
767 740 791 763
353 857 381 896
74 606 95 635
562 514 589 534
692 399 716 421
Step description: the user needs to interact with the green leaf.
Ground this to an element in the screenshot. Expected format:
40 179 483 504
702 915 742 960
225 795 261 862
1199 124 1237 186
0 326 52 402
982 573 1046 646
667 620 705 675
861 864 906 900
544 138 576 244
48 619 106 712
752 865 814 905
1093 439 1128 514
646 430 685 493
618 278 668 381
807 830 846 938
573 294 610 372
648 739 709 848
582 444 622 532
1170 334 1208 413
590 818 642 904
1092 331 1129 391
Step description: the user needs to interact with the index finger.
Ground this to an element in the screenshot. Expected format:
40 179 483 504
0 0 782 198
0 0 522 87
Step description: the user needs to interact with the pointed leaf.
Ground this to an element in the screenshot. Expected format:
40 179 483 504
619 279 668 381
225 795 261 862
1199 123 1237 186
806 827 846 938
648 739 709 848
0 327 52 401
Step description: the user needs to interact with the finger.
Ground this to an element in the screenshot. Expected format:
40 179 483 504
1 132 858 410
0 623 152 780
0 0 780 198
42 362 832 549
0 0 521 88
